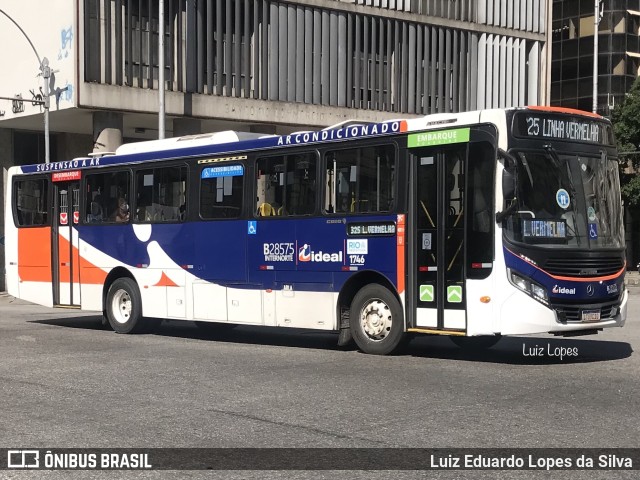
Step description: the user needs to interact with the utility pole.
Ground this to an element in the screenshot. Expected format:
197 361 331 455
159 0 166 139
0 8 51 163
592 0 603 114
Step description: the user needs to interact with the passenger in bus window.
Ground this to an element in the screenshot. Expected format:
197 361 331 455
114 198 130 222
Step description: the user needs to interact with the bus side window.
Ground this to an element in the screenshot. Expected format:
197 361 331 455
14 178 49 227
256 153 316 216
85 171 131 224
466 142 495 279
324 145 396 214
200 164 243 219
135 166 187 223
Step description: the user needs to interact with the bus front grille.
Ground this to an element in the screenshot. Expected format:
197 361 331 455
544 257 624 277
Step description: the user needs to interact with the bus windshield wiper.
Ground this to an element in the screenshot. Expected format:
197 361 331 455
543 144 561 169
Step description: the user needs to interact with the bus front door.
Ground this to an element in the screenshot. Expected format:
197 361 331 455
412 146 466 332
53 181 81 306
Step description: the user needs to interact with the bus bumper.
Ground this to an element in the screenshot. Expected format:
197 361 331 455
499 288 627 336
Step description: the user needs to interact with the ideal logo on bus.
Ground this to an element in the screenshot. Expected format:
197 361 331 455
552 285 576 295
298 244 343 263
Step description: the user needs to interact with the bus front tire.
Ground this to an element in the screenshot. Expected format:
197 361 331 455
106 277 147 334
449 335 501 350
350 284 405 355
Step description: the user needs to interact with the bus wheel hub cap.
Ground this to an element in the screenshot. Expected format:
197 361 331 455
112 290 132 324
361 300 391 340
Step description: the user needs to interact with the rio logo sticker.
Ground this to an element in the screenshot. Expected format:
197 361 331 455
298 244 343 263
346 239 368 255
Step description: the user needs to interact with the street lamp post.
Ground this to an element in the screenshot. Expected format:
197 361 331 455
592 0 603 114
159 0 165 139
0 8 50 163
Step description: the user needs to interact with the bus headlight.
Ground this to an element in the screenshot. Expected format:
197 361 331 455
530 283 548 303
508 269 548 305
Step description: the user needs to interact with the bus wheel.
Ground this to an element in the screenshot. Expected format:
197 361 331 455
449 335 501 350
106 278 146 334
350 284 405 355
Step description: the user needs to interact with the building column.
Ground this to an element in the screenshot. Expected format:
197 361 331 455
173 118 201 137
0 128 13 292
93 112 123 154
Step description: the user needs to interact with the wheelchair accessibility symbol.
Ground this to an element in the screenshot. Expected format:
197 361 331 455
247 221 257 235
588 222 598 239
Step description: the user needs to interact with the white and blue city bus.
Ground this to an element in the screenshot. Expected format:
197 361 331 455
4 106 626 355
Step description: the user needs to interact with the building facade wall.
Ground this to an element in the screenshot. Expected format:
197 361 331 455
0 0 76 122
82 0 549 118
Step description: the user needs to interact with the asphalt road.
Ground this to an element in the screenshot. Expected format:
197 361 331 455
0 288 639 479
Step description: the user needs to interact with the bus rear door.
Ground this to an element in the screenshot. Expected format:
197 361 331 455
52 177 81 306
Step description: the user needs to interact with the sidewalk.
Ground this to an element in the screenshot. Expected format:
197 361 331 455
625 270 640 287
0 292 32 305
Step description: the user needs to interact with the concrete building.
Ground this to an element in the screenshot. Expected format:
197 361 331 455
0 0 552 290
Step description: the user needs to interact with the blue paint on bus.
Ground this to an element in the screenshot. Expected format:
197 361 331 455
78 215 399 292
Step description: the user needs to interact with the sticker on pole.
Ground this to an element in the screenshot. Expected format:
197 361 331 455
60 212 68 225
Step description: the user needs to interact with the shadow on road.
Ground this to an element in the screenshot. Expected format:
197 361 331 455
30 316 633 364
405 334 633 365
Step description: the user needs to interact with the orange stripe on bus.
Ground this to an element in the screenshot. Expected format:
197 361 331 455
18 227 52 282
57 235 108 285
78 247 108 285
154 272 179 287
505 247 625 282
396 214 406 294
58 234 72 283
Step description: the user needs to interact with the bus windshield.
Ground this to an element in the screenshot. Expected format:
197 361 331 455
503 149 624 249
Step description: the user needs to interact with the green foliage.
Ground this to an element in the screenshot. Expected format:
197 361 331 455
611 76 640 208
620 171 640 208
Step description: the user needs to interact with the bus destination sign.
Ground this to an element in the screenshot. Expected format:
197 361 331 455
522 219 567 239
347 221 396 237
513 112 614 146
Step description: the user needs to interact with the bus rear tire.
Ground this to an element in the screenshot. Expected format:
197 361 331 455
449 335 501 350
106 277 147 334
350 284 405 355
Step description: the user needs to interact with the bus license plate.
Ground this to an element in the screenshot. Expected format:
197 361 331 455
581 310 601 322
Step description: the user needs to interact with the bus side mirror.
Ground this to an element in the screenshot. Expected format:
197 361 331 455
498 149 517 201
502 169 516 200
